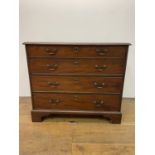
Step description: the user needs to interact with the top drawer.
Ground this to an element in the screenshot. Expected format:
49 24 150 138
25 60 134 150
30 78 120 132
26 45 127 58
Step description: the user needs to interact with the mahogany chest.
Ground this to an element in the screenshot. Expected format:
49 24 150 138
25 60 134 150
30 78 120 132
24 42 130 123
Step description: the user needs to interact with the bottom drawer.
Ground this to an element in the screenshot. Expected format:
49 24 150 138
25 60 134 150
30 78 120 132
33 93 121 111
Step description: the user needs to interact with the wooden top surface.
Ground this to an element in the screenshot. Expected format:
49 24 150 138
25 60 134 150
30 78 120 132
23 42 131 46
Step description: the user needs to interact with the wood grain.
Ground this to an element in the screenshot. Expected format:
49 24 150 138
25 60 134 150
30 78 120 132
20 97 134 155
32 93 121 111
31 76 123 93
26 45 127 58
29 58 125 75
72 143 134 155
72 124 134 144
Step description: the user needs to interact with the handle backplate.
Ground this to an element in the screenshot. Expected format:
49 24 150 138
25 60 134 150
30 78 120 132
45 48 57 55
93 100 105 108
47 64 58 71
96 48 108 56
48 98 62 105
95 65 107 71
93 81 105 89
47 82 59 87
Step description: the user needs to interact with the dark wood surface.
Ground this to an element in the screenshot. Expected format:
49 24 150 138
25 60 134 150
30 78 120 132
26 45 127 58
33 93 121 111
31 109 122 124
29 58 125 75
31 76 123 93
25 43 130 123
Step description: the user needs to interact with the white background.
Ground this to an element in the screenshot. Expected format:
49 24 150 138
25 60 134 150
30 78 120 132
19 0 135 98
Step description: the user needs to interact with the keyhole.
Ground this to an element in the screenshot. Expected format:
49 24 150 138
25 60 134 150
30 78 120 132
73 47 79 56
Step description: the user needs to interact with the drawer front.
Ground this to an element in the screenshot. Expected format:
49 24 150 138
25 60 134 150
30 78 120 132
27 45 127 58
33 93 121 111
29 58 125 75
31 76 123 93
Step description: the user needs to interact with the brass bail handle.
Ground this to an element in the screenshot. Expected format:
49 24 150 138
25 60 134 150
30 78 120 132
45 48 57 55
48 98 62 105
93 81 105 89
47 64 58 71
96 48 108 56
95 65 107 71
93 100 105 107
47 82 60 87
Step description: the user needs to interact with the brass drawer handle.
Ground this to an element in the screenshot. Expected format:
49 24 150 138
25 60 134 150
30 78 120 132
96 48 108 56
94 82 105 89
45 48 57 55
47 64 58 71
48 99 62 105
73 95 80 101
93 100 105 108
73 60 80 65
95 65 107 71
73 78 80 84
47 82 59 87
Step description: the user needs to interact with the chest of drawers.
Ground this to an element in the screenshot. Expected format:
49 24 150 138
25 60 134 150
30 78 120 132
24 42 130 123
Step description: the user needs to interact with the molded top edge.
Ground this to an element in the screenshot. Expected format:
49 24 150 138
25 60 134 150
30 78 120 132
23 42 131 45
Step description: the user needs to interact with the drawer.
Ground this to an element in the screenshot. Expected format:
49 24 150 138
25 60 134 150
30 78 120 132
29 58 125 75
33 93 121 111
26 45 127 58
31 76 123 93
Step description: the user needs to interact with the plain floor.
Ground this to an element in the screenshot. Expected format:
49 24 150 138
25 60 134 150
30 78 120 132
19 97 135 155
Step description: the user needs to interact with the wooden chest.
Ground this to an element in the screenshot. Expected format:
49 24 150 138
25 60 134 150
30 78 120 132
24 42 130 123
